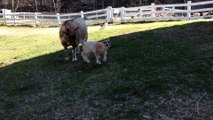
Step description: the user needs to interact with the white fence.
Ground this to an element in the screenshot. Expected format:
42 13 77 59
118 0 213 23
0 1 213 27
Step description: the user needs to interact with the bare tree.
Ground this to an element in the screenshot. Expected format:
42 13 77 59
112 0 116 7
0 0 9 8
101 0 104 9
34 0 38 12
52 0 61 13
25 0 36 11
12 0 22 12
24 0 41 12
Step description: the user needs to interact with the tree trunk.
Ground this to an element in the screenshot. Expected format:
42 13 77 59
139 0 142 5
14 1 19 12
57 0 62 13
112 0 116 7
52 0 61 13
101 0 104 9
12 0 14 12
35 0 38 12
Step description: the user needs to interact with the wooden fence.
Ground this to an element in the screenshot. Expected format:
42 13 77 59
0 1 213 27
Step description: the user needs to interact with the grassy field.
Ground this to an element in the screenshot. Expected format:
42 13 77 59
0 20 213 119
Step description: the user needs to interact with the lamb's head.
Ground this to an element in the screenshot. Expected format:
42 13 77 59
103 39 111 48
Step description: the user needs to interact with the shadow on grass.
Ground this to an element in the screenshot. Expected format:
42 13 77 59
0 21 213 119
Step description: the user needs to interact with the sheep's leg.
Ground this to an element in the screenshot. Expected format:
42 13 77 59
95 53 101 64
81 52 90 63
76 46 80 54
64 46 69 61
103 51 107 62
72 47 78 62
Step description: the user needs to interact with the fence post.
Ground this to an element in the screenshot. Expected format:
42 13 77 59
3 9 6 25
96 12 98 20
57 13 61 25
187 1 191 20
151 3 156 20
80 11 84 19
23 12 26 20
106 6 113 23
139 8 143 17
120 7 125 23
34 13 38 27
13 13 16 26
106 7 110 22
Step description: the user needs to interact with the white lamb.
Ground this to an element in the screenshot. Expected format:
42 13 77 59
81 39 111 64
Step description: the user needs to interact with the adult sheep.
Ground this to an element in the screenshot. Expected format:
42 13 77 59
59 18 88 61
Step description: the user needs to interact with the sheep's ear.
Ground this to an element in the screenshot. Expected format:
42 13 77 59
69 27 79 35
62 27 71 35
62 31 69 35
73 27 79 32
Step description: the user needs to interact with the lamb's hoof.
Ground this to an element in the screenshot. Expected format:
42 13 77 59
96 61 102 64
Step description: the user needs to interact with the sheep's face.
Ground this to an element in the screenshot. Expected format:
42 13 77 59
65 26 79 36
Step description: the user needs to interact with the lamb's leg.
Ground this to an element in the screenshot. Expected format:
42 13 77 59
81 52 90 63
103 51 107 62
64 46 69 61
95 53 101 64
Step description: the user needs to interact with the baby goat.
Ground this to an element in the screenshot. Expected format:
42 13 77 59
81 39 111 64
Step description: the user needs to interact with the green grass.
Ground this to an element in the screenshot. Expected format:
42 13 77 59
0 20 213 119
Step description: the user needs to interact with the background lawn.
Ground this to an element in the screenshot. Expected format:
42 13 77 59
0 20 213 119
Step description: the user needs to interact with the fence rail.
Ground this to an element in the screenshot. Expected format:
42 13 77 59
0 0 213 27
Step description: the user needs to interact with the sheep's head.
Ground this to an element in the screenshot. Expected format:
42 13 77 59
61 26 80 46
63 26 79 36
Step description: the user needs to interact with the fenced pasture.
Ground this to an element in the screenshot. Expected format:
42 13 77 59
0 1 213 27
0 20 213 119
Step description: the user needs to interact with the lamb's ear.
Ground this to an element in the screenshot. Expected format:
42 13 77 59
103 39 111 48
108 41 111 47
105 39 111 47
108 40 111 47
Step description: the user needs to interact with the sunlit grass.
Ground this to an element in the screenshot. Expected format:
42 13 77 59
0 20 199 66
0 20 210 66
